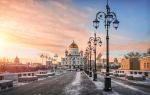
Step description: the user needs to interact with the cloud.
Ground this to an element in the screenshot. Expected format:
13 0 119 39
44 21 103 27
0 0 148 62
0 0 90 57
110 42 150 51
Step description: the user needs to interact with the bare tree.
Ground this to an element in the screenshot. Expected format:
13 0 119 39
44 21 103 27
124 52 141 58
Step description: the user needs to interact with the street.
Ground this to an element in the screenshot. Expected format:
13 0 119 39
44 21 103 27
96 74 150 95
0 71 150 95
0 72 75 95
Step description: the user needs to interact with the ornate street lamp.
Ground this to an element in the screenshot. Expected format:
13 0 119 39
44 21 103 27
86 41 95 77
84 49 89 75
89 32 102 81
93 0 119 91
80 50 83 71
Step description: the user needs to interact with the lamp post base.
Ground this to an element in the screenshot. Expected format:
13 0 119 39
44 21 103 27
104 76 112 91
93 73 97 81
89 71 92 77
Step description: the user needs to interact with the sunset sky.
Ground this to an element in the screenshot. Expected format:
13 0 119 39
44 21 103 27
0 0 149 63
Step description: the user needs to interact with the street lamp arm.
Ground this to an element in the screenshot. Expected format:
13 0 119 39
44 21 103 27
96 37 101 40
96 12 106 21
109 12 117 18
89 37 94 42
86 45 95 52
96 37 102 46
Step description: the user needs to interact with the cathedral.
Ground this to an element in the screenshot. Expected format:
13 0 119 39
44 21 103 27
61 41 84 71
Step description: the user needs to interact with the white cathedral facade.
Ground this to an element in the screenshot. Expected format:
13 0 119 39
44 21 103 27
61 41 84 71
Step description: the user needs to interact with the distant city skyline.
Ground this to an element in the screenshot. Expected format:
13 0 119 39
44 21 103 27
0 0 149 63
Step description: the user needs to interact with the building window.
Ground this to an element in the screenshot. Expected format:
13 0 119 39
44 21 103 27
28 73 31 76
138 72 142 74
144 63 146 68
18 74 22 77
147 63 149 68
0 76 4 80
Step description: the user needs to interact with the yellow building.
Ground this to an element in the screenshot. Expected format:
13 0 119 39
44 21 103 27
121 58 140 70
140 56 150 70
119 56 150 77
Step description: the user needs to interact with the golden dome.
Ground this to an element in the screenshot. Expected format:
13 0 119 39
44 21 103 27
69 40 78 48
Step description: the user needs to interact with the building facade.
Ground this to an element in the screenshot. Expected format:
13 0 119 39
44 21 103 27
61 41 84 71
121 58 140 70
121 56 150 71
0 56 29 73
140 56 150 70
118 55 150 77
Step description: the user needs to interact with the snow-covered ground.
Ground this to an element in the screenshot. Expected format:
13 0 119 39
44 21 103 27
14 76 48 87
132 78 150 85
13 81 29 87
38 77 47 81
14 70 68 87
72 72 81 86
65 71 81 95
111 79 150 95
97 74 150 95
13 71 65 87
86 74 121 95
54 70 68 75
116 76 150 86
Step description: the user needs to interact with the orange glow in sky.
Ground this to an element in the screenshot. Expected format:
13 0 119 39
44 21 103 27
0 0 149 63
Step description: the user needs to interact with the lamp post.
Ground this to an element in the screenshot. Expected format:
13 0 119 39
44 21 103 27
80 50 83 71
93 0 119 91
85 49 89 75
86 41 94 77
89 33 102 81
83 57 86 73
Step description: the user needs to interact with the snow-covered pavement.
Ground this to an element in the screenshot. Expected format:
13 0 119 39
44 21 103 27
93 80 120 95
72 71 81 86
13 81 29 87
13 71 65 88
115 76 150 87
65 71 81 95
65 71 122 95
1 71 150 95
97 74 150 95
86 73 121 95
64 71 150 95
0 72 76 95
111 80 150 95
